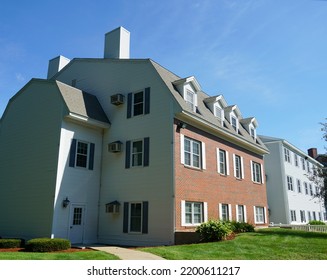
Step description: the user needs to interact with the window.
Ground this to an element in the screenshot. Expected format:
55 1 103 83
251 161 263 183
312 211 316 221
69 139 95 170
308 211 312 221
304 182 309 195
220 204 230 221
125 138 150 168
294 154 299 167
127 88 150 118
233 154 243 179
237 205 246 222
231 116 238 131
123 202 148 234
297 179 302 193
309 184 313 196
214 104 223 120
219 149 227 175
254 206 265 224
315 186 320 196
300 210 306 223
301 158 306 170
290 210 297 222
181 135 206 169
250 127 256 139
284 148 291 163
287 176 294 191
184 137 201 168
306 161 311 173
186 90 195 111
182 201 205 225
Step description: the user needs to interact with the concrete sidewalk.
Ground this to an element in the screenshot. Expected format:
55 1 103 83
88 245 165 260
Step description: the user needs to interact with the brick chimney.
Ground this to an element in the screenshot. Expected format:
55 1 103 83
308 148 318 159
104 26 130 59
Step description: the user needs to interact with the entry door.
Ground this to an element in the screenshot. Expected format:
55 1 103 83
69 205 85 244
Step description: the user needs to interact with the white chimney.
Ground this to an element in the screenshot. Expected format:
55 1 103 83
104 26 130 59
47 55 70 79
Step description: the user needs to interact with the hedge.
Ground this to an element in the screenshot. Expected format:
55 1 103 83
25 238 71 252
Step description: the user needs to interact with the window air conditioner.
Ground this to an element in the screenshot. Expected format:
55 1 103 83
108 141 122 153
111 93 124 105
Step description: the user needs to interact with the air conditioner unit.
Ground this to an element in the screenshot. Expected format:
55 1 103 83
111 93 124 105
108 141 122 153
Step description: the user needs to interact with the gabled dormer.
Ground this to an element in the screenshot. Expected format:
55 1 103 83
240 118 258 140
224 105 242 133
173 76 201 112
204 95 227 126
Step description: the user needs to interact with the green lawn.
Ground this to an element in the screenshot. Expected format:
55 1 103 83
0 250 119 260
139 228 327 260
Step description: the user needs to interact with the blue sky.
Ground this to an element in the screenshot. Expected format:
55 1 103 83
1 0 326 154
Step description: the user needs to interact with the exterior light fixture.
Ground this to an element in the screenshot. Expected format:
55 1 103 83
177 122 187 130
62 197 70 208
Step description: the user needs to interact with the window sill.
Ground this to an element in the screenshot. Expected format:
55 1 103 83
183 165 203 172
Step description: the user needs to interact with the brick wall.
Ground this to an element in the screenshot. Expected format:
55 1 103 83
174 120 269 234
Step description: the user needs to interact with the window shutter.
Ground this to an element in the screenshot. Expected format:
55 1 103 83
142 201 149 234
125 141 131 169
201 141 206 169
241 156 245 179
88 143 95 170
261 163 264 184
217 148 220 173
69 139 77 167
233 154 237 177
250 160 254 182
143 137 150 167
244 205 247 222
226 151 230 175
127 93 132 118
144 87 150 115
181 200 186 226
123 202 129 233
203 202 208 222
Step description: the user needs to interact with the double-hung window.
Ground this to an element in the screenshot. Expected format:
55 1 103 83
304 182 309 195
237 205 246 222
181 201 207 226
219 150 227 175
297 179 302 193
221 204 230 221
125 138 150 168
251 161 263 183
181 135 206 169
300 210 306 223
186 90 195 111
290 210 297 222
284 148 291 163
127 88 150 118
123 201 148 234
254 206 265 224
233 154 243 179
69 139 95 170
287 176 294 191
231 116 238 131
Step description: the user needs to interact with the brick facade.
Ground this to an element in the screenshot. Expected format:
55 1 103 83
174 119 269 234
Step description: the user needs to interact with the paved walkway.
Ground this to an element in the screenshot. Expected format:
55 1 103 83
88 245 165 260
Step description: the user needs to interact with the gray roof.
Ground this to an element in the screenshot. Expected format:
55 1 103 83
150 60 268 154
56 80 110 126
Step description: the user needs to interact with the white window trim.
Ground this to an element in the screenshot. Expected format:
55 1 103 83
233 154 244 179
236 205 247 223
217 148 230 175
75 140 90 169
251 160 263 184
219 203 232 221
181 200 207 226
180 134 206 169
254 206 267 224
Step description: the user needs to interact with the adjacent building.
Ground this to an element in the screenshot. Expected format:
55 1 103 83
260 135 326 225
0 27 270 246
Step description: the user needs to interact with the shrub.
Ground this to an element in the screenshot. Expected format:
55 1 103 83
0 238 24 248
196 220 233 242
308 220 326 225
230 221 255 233
25 238 71 252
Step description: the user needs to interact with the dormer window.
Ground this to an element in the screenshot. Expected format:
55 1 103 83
214 104 223 119
231 116 238 132
250 127 256 139
186 90 195 111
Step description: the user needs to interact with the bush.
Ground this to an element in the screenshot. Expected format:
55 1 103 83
308 220 326 225
25 238 71 252
230 221 255 233
196 220 233 242
0 238 24 248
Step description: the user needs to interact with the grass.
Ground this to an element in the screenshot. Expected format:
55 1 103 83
139 228 327 260
0 250 119 260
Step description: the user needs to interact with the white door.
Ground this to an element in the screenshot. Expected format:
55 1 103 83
69 205 85 244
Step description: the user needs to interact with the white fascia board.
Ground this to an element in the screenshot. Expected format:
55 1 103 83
178 111 269 155
67 113 110 129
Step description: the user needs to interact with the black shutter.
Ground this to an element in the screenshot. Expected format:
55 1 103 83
69 139 77 167
144 87 150 115
127 92 132 118
143 137 150 167
88 143 95 170
142 201 149 234
123 202 129 233
125 140 131 169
